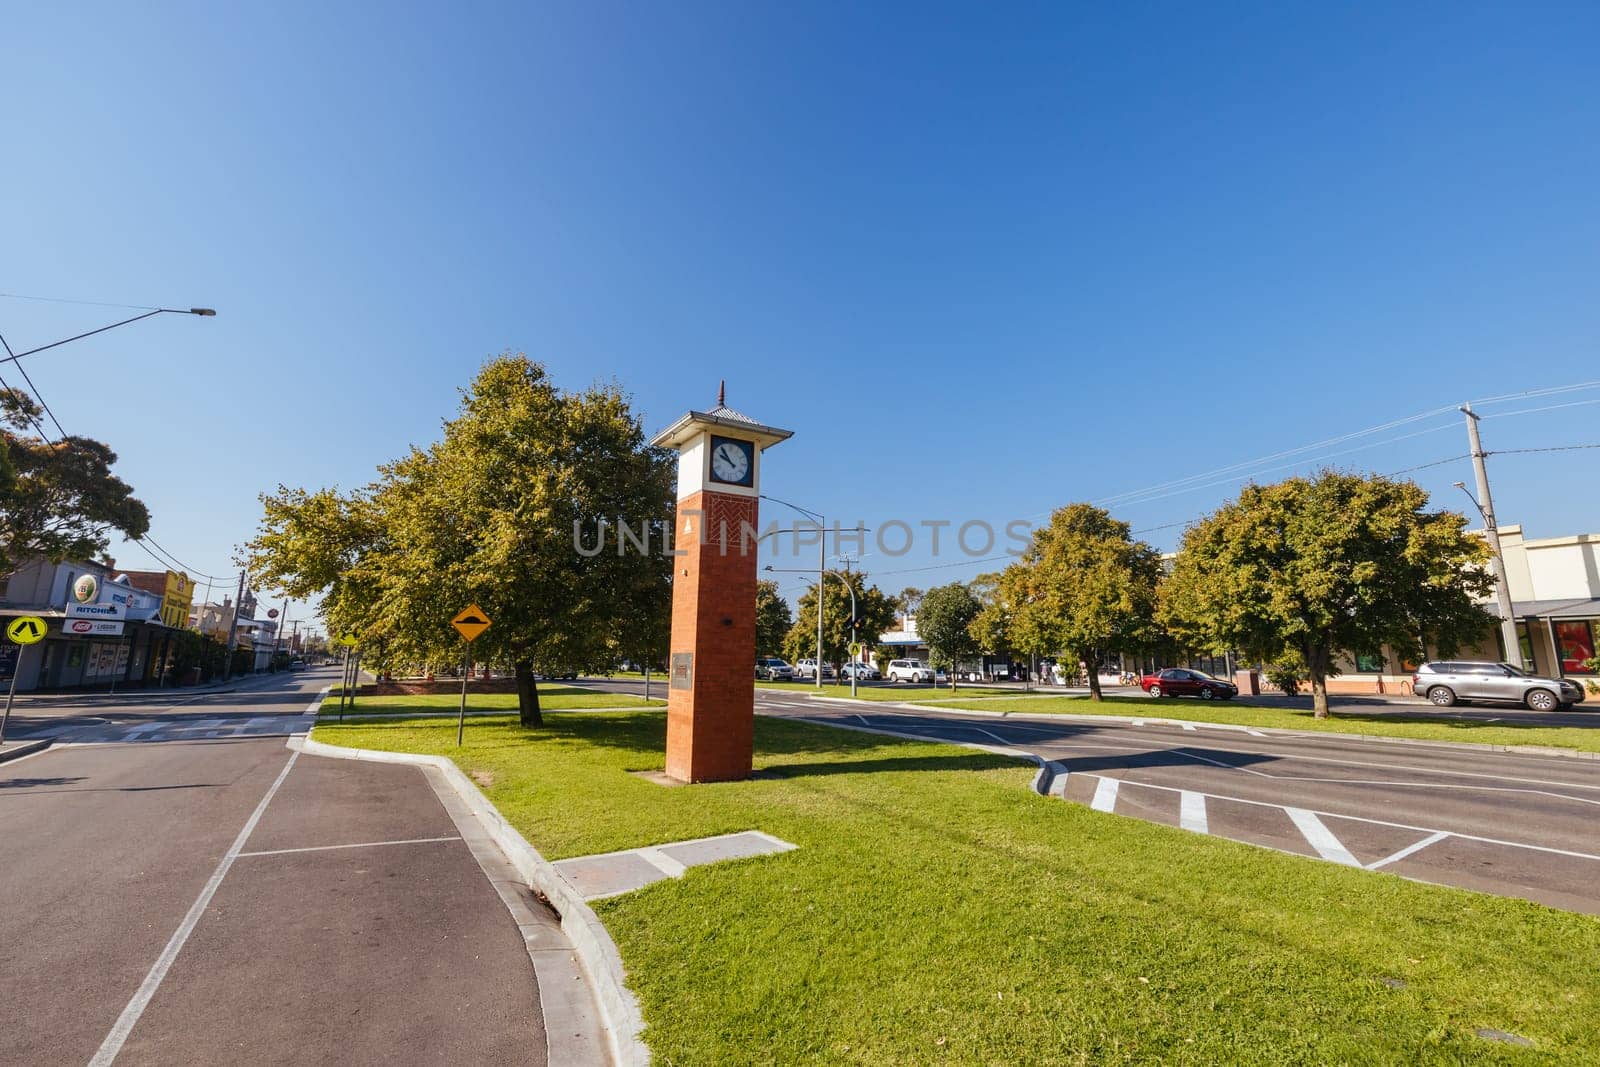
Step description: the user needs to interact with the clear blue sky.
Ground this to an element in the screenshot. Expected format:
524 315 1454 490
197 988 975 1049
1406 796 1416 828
4 2 1598 618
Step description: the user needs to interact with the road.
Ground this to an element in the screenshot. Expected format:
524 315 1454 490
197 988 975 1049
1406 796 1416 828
0 667 566 1065
577 677 1600 915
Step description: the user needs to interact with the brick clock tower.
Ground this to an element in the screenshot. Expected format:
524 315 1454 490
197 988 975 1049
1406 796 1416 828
650 384 793 783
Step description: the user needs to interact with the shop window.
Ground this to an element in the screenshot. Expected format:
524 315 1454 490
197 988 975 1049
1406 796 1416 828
1355 653 1384 673
1554 620 1596 674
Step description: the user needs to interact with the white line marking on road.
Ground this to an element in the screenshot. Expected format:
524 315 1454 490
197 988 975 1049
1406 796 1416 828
91 751 299 1066
1180 723 1197 732
1283 807 1359 866
1180 791 1208 833
1091 777 1120 812
236 835 460 858
302 686 331 717
1131 719 1145 726
1366 831 1451 871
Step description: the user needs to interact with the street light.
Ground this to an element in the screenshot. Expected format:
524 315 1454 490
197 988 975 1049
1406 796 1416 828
0 305 216 367
1453 480 1523 666
766 565 861 698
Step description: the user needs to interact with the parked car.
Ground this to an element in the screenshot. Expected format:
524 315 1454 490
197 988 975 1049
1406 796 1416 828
756 657 796 680
1141 668 1238 701
886 659 935 683
794 658 835 680
840 662 881 681
1412 661 1585 711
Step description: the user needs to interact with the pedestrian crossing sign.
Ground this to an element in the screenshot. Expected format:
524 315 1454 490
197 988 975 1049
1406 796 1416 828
338 633 359 647
6 616 47 645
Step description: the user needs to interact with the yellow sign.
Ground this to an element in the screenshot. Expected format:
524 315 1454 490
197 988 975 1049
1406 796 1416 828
338 633 359 647
161 570 194 629
6 616 47 645
848 641 862 656
452 604 492 643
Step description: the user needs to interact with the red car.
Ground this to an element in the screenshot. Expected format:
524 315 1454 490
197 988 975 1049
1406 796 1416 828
1140 668 1238 701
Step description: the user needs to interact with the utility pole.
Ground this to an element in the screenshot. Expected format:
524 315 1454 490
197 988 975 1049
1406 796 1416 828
1460 403 1522 665
816 531 825 689
223 570 246 680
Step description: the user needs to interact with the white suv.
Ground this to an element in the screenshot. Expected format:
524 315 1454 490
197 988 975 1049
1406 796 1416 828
886 659 934 683
794 658 835 680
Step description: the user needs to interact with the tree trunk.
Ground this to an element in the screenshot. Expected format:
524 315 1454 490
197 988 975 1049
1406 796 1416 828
1084 650 1103 701
1307 643 1331 718
515 660 543 727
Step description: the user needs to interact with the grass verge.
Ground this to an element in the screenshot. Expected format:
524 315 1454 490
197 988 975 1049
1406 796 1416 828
315 707 1600 1063
757 680 1020 701
317 685 662 719
929 694 1600 754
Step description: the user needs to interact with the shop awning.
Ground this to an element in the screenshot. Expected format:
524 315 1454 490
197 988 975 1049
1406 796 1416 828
1512 598 1600 620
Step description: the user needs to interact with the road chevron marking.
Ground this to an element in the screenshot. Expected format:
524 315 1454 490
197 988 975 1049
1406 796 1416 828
1366 831 1451 871
1180 791 1208 833
1090 777 1119 812
1284 807 1362 866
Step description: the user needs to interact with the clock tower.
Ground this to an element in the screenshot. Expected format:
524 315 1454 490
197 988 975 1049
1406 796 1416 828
650 383 793 783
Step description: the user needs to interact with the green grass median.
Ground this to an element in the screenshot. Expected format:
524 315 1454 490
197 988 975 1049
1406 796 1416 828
317 685 661 719
928 694 1600 754
314 708 1600 1063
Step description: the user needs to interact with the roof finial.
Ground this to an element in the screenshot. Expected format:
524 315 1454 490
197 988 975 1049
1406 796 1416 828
717 379 725 407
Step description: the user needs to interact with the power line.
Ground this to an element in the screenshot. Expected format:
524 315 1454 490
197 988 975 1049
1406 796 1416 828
1482 397 1600 421
1385 454 1470 475
0 291 163 312
1490 443 1600 456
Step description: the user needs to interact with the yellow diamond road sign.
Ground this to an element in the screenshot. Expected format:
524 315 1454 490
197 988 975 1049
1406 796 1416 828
452 605 491 643
6 616 47 645
338 633 359 647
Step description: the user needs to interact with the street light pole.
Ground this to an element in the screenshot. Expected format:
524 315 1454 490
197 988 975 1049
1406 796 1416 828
1457 402 1522 667
0 306 216 369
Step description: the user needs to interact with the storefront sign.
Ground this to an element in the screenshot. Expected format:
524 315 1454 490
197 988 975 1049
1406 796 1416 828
1554 620 1596 674
73 574 99 603
161 570 194 628
66 602 124 620
67 619 124 636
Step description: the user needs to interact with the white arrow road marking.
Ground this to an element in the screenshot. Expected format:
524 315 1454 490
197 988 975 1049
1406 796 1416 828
1180 791 1208 834
1091 777 1120 813
1285 807 1361 866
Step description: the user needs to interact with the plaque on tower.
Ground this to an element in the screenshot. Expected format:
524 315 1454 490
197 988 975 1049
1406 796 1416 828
649 383 793 783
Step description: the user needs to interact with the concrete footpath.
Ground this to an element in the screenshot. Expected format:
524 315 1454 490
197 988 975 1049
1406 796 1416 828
0 728 578 1064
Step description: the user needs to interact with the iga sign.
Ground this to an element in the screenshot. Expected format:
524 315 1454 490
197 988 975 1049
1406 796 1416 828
67 619 124 636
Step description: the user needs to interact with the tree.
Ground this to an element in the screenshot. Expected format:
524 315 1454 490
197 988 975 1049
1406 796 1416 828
918 582 983 691
0 388 150 572
895 586 925 616
1006 504 1161 701
755 579 793 659
783 571 897 672
967 570 1012 660
244 355 674 726
1159 471 1494 718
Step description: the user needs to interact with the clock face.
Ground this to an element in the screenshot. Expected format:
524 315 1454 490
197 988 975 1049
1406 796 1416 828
709 436 754 486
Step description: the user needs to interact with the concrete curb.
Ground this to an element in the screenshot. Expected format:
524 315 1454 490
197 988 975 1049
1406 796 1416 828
791 692 1600 761
291 733 648 1066
0 739 51 764
318 705 658 723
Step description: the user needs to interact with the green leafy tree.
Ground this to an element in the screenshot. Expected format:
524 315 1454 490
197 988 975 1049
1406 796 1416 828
1159 471 1494 718
967 570 1012 658
783 571 897 673
755 579 793 659
244 355 673 726
1006 504 1161 701
895 586 924 616
918 582 983 691
0 388 150 572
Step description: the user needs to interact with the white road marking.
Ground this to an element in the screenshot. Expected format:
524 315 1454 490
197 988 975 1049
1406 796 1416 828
90 751 299 1066
1180 791 1208 833
1091 777 1120 812
1366 831 1451 871
1283 807 1359 867
236 835 460 858
1180 723 1197 732
635 847 689 878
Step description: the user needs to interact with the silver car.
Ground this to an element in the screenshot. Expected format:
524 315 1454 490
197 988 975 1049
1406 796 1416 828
1412 661 1586 711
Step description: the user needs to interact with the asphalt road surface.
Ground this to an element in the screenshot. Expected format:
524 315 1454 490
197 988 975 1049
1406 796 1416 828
734 686 1600 915
0 667 553 1065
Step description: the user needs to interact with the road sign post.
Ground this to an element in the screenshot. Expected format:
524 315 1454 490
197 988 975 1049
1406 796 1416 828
451 605 492 746
2 616 47 746
336 634 359 720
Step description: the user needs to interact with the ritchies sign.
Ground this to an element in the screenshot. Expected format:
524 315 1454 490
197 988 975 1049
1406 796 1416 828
65 602 124 620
